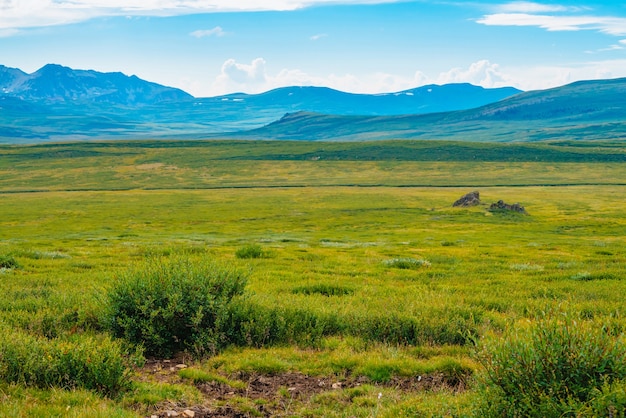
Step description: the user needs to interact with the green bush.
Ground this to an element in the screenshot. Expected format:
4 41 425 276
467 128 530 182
477 316 626 417
107 256 247 358
0 254 19 269
0 329 133 397
235 244 266 259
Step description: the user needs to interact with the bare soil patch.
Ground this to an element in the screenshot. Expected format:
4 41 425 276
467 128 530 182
139 357 466 418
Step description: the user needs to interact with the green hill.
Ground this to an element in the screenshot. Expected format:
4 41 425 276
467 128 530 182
239 78 626 142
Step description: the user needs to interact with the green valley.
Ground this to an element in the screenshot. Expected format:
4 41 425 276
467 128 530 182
1 140 625 417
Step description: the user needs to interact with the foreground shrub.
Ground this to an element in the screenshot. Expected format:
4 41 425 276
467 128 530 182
477 316 626 417
0 329 132 397
107 256 247 358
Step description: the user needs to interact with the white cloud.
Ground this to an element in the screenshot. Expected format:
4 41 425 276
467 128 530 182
310 33 328 41
434 60 512 87
478 13 626 36
494 2 570 14
211 58 268 93
0 0 404 32
190 26 226 38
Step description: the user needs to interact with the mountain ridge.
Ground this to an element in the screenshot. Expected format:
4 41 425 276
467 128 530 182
213 83 522 116
0 63 192 105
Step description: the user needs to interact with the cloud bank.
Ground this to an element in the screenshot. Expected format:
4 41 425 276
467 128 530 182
479 2 626 36
0 0 403 31
200 57 626 97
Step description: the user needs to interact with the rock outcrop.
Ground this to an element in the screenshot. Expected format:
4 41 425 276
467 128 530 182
453 191 481 207
489 200 527 214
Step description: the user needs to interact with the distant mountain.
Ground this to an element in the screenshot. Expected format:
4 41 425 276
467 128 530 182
0 65 524 142
239 78 626 142
211 84 522 116
0 64 192 105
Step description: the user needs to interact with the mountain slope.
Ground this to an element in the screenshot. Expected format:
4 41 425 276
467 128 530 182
239 78 626 142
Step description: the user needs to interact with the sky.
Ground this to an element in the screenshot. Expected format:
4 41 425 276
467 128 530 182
1 1 626 97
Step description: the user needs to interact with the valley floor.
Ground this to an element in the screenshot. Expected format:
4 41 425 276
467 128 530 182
1 140 625 416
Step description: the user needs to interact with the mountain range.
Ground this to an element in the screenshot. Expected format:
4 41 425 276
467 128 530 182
1 64 625 143
240 77 626 142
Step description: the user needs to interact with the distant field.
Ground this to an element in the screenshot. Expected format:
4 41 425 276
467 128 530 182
1 140 625 417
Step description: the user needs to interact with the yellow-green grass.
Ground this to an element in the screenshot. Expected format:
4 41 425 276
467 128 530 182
1 140 625 416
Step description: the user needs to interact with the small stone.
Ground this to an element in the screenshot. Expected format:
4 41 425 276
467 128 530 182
183 410 195 417
166 411 179 417
175 364 187 369
332 382 342 389
287 387 297 392
151 415 158 418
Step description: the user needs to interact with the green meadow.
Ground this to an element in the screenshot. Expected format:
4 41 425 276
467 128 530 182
1 140 625 417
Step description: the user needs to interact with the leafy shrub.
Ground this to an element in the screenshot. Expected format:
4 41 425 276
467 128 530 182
477 316 626 417
382 257 431 269
235 244 266 259
0 254 19 269
107 256 247 358
0 329 133 397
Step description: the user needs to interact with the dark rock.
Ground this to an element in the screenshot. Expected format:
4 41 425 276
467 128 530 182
453 191 480 207
489 200 527 214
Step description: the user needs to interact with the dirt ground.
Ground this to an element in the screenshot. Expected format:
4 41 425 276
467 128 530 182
138 357 466 418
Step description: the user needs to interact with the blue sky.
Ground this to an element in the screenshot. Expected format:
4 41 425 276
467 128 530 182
1 1 626 97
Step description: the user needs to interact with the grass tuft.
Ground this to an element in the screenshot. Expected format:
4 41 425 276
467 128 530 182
382 258 431 269
292 284 355 297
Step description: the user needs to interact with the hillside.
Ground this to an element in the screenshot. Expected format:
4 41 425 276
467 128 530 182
240 78 626 142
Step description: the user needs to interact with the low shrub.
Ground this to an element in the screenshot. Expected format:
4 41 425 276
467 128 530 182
476 316 626 417
348 309 479 346
235 244 266 259
107 256 247 358
382 258 431 269
0 329 133 397
0 254 20 270
220 301 341 348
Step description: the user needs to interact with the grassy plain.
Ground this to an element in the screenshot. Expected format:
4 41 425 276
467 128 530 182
0 140 625 416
